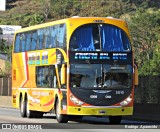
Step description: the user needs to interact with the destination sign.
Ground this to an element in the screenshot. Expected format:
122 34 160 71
75 53 110 60
74 52 127 60
69 51 132 64
113 53 127 60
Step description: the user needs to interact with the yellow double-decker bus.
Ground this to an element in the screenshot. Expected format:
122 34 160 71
12 17 138 124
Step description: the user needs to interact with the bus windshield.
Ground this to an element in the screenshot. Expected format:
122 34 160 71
70 24 131 52
70 64 132 89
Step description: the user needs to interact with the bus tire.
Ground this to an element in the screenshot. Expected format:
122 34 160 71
26 100 35 118
55 100 68 123
20 98 27 118
109 116 122 124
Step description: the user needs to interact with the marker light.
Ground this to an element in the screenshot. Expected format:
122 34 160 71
120 94 132 106
93 20 104 23
70 94 84 106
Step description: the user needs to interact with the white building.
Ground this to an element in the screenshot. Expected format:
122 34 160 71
0 0 6 11
0 25 21 45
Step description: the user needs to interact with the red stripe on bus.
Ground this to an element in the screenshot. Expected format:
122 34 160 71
22 52 29 87
43 98 54 106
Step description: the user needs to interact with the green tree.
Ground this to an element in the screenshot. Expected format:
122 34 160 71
0 39 9 54
140 45 160 75
24 14 44 26
128 9 160 75
0 61 11 78
40 0 51 21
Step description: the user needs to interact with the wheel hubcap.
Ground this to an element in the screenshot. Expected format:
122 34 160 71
56 103 60 118
27 102 29 115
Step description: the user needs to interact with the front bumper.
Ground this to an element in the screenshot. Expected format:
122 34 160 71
67 106 133 116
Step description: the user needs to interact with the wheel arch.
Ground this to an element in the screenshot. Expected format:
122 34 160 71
19 93 22 108
54 94 58 111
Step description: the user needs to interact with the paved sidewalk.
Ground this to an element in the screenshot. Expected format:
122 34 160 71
0 96 12 108
124 113 160 123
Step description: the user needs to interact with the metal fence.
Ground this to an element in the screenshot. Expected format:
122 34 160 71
135 76 160 104
0 77 11 96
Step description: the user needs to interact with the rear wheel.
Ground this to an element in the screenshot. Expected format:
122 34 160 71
55 100 68 123
20 98 27 117
109 116 122 124
26 100 35 118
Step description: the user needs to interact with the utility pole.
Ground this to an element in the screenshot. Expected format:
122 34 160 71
0 28 3 54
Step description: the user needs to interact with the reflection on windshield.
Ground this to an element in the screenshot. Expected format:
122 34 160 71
70 24 131 52
70 64 132 89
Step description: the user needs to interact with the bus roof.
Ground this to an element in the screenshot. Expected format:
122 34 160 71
14 17 126 34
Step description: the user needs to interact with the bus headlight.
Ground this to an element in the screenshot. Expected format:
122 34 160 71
70 94 84 106
120 94 132 106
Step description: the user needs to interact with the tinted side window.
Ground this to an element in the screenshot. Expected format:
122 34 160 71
26 33 31 51
21 34 26 52
14 23 67 52
50 26 57 48
36 66 57 88
31 32 37 50
45 27 52 49
57 24 66 48
37 29 44 50
14 34 20 52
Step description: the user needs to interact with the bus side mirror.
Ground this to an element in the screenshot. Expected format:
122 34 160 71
61 64 66 85
134 64 138 86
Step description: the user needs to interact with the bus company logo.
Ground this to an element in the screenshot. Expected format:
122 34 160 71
93 90 112 94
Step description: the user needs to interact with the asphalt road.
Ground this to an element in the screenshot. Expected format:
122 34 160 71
0 108 159 132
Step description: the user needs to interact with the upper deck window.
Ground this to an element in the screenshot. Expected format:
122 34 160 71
13 24 66 53
70 24 131 52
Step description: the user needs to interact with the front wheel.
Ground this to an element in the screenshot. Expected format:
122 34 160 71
109 116 122 124
55 100 68 123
